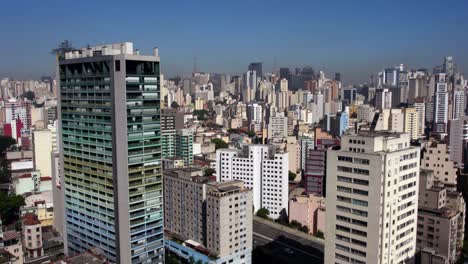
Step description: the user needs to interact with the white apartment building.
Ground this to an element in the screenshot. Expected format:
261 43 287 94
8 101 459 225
433 74 449 134
375 88 392 109
452 90 464 120
268 113 288 142
389 109 404 132
414 102 425 138
325 132 419 264
32 127 57 178
216 144 289 219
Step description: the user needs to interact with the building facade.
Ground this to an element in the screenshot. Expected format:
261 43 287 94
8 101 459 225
216 145 288 219
58 43 164 263
325 132 420 264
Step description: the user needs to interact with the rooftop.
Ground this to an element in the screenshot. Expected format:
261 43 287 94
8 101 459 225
23 213 41 226
2 230 21 241
418 205 459 219
54 247 107 264
62 42 159 61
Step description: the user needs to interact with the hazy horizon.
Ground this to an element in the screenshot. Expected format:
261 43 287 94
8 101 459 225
1 0 467 84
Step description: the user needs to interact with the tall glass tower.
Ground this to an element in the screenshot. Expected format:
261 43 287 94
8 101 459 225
57 43 163 263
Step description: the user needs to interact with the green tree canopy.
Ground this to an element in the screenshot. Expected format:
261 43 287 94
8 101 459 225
23 91 35 101
0 193 25 225
246 130 256 137
193 109 209 120
171 101 180 109
299 225 309 233
290 220 302 229
204 168 216 177
0 136 16 153
211 138 228 150
288 171 296 181
314 230 324 239
256 208 270 219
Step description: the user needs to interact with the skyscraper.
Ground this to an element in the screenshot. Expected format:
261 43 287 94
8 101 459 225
58 42 164 263
325 131 419 264
432 74 449 134
248 62 262 79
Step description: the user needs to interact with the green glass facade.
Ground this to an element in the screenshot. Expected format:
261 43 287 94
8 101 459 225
59 52 163 264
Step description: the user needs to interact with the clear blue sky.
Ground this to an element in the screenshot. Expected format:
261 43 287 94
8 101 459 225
0 0 467 84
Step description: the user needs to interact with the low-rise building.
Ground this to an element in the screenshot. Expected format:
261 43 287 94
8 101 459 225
22 213 44 260
289 194 325 235
1 230 23 264
416 170 465 263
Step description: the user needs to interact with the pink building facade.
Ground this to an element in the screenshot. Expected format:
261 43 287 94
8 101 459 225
288 194 325 235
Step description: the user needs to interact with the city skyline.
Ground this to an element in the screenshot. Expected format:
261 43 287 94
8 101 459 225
1 0 467 83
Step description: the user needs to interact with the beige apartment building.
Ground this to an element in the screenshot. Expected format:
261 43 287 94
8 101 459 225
325 131 420 264
403 108 419 140
164 168 253 263
417 170 465 263
421 141 458 185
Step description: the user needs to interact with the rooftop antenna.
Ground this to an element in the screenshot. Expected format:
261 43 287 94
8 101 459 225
193 56 198 76
273 56 277 73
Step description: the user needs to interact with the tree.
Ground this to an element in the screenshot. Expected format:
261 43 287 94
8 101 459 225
211 138 228 150
290 220 302 229
0 158 10 184
193 109 209 120
204 168 216 177
314 230 324 239
0 136 16 153
165 253 180 264
246 130 256 138
0 193 25 225
171 101 180 109
23 91 35 101
288 171 296 181
256 208 270 219
299 225 309 233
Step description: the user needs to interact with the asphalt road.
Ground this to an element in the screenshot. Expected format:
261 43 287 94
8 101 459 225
252 218 324 264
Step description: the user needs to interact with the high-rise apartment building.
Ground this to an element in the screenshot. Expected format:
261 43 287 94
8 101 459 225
160 109 184 159
325 132 420 264
247 102 262 132
268 112 288 142
164 168 253 263
175 128 194 166
403 108 419 140
58 42 164 263
374 88 392 110
452 90 465 120
243 70 257 103
433 74 449 134
216 144 289 219
449 116 468 168
5 99 32 130
414 101 426 138
248 62 262 79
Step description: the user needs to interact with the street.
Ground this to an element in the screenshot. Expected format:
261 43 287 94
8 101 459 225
252 218 324 263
